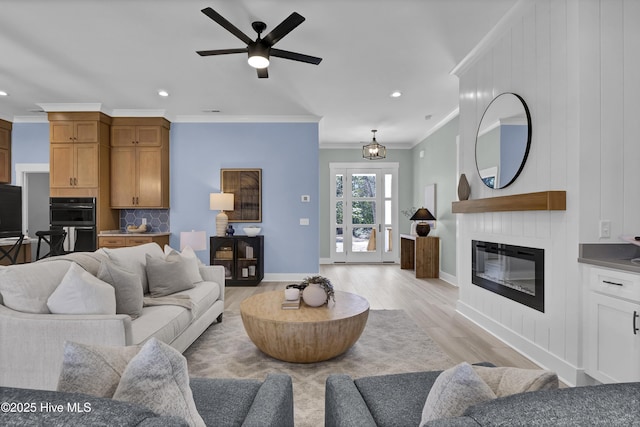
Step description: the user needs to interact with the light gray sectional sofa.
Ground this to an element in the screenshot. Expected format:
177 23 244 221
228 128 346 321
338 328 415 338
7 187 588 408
0 243 225 390
325 369 640 426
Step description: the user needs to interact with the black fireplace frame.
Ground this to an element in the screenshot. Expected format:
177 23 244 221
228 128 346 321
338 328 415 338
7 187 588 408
471 240 545 312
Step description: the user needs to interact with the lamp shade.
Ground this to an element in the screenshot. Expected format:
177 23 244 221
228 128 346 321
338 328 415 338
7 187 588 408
180 230 207 251
209 193 234 211
409 208 436 221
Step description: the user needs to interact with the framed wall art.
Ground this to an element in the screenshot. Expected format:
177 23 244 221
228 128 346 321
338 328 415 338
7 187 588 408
221 168 262 222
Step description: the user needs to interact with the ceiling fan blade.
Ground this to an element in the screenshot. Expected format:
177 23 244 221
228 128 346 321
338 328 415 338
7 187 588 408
257 68 269 78
262 12 305 47
201 7 253 45
271 48 322 65
196 48 248 56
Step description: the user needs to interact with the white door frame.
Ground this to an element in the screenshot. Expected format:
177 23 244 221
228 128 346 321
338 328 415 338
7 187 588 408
329 162 399 263
15 163 49 236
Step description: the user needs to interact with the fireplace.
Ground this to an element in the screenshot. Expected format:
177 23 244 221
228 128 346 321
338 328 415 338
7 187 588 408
472 240 544 312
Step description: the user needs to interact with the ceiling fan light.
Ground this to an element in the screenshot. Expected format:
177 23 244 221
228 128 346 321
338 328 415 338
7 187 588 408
248 43 270 69
248 55 270 69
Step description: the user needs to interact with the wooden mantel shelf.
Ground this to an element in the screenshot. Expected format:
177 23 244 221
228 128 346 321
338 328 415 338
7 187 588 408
451 191 566 213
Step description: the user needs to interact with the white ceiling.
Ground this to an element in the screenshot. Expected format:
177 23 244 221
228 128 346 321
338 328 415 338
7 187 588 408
0 0 516 148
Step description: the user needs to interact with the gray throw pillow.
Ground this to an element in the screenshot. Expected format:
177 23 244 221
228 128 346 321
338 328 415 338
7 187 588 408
57 341 140 398
113 338 205 427
145 252 194 297
420 362 496 425
97 260 144 319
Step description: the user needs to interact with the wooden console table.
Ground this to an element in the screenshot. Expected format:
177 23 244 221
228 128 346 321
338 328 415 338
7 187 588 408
400 234 439 278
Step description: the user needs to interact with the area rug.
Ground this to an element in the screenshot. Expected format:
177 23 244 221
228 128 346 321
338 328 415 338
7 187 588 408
184 310 454 427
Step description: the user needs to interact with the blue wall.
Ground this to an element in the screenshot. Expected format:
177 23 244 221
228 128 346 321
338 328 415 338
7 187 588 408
10 120 321 277
11 122 50 182
169 122 320 275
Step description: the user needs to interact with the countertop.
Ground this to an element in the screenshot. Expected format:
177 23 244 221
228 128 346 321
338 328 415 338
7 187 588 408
578 243 640 274
98 231 171 237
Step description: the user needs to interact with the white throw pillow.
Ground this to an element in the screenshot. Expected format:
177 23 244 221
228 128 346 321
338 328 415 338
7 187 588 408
0 260 72 313
146 252 194 297
57 341 140 398
420 362 496 425
104 243 164 294
113 338 205 427
472 365 559 397
164 245 203 284
47 263 116 315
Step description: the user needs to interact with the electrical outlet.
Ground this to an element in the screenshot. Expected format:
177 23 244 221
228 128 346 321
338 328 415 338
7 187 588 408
142 218 147 225
599 220 611 238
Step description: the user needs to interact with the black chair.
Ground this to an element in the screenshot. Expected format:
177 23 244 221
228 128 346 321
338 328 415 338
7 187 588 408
35 229 67 261
0 232 25 265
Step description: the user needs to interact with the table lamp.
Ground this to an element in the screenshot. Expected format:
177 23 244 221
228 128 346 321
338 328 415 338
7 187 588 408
209 193 234 237
409 207 436 237
180 230 207 251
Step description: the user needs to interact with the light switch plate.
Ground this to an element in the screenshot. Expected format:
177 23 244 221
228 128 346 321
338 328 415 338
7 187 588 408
301 195 310 202
300 218 309 225
599 220 611 238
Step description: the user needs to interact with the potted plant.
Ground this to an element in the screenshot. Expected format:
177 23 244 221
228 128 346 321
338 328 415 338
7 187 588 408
300 275 335 307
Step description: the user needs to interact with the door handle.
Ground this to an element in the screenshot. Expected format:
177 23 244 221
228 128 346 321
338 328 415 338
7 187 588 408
69 177 73 186
74 177 77 186
634 311 639 335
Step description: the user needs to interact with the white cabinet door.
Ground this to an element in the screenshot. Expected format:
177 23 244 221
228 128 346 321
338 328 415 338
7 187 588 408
586 291 640 383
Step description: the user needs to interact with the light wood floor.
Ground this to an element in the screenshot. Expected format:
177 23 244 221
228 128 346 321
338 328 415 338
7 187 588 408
224 264 541 370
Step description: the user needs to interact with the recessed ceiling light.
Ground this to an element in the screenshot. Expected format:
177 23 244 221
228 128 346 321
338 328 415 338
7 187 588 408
158 90 169 97
0 91 8 96
202 109 221 113
390 91 402 98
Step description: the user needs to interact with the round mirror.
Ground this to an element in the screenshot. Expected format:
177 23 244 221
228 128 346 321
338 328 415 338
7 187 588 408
475 92 531 189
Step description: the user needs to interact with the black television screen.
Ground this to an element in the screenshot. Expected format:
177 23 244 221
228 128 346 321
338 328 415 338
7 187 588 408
0 184 23 236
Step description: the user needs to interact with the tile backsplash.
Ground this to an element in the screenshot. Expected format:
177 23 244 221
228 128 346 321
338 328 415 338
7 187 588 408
120 209 170 232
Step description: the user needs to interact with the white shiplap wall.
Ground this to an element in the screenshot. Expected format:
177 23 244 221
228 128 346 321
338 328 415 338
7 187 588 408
453 0 639 385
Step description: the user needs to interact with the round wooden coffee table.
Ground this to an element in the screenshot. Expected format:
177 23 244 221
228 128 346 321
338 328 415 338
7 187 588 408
239 290 369 363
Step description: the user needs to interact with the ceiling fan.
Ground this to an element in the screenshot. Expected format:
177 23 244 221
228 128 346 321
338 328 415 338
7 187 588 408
196 7 322 78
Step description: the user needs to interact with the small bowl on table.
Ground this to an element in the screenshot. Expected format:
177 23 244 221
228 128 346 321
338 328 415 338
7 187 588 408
243 226 261 237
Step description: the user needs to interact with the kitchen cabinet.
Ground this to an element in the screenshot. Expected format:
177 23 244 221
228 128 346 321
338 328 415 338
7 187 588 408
48 112 111 192
110 118 170 208
48 112 119 234
98 233 170 249
585 266 640 383
0 119 11 184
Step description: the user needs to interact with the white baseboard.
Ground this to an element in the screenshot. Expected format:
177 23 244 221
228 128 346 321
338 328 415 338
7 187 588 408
263 273 315 283
438 271 457 286
319 258 333 265
457 301 581 386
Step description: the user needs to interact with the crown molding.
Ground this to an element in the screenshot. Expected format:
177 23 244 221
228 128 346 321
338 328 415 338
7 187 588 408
411 107 460 147
36 102 104 112
450 0 535 77
173 114 321 123
12 116 48 123
110 109 167 117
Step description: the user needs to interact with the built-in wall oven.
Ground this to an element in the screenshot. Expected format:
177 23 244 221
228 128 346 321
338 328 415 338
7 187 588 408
49 197 97 252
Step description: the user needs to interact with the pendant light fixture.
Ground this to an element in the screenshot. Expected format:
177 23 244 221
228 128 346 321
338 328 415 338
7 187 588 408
362 129 386 160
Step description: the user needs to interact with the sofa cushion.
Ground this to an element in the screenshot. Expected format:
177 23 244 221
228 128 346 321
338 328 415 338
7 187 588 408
420 362 496 425
47 263 116 315
0 260 71 313
57 341 140 398
131 304 193 345
459 382 640 426
472 365 558 397
354 370 443 426
103 243 164 294
164 245 204 284
97 260 144 319
173 281 221 319
0 386 188 426
113 338 205 427
146 252 194 298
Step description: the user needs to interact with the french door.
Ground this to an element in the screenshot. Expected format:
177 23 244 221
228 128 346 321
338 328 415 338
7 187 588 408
330 163 398 263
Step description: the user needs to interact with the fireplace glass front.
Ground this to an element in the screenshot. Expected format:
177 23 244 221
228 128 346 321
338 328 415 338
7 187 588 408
472 240 544 312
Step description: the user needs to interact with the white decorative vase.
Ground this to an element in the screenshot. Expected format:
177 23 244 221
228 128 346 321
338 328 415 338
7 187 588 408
302 283 327 307
410 221 418 236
